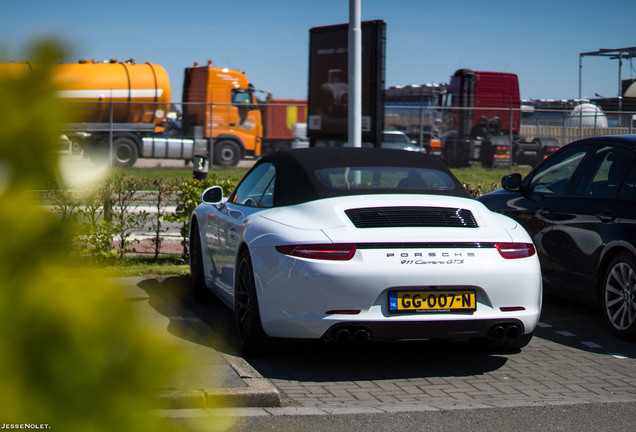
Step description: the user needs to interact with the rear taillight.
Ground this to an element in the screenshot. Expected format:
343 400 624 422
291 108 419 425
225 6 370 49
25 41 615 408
275 244 357 261
494 243 535 259
429 139 442 156
494 145 510 160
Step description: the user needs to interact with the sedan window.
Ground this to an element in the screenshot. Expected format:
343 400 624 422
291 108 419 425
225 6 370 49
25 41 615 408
232 163 276 207
527 145 592 195
618 160 636 200
575 146 636 198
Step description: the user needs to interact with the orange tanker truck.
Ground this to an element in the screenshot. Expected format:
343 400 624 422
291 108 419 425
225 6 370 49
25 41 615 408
0 59 262 167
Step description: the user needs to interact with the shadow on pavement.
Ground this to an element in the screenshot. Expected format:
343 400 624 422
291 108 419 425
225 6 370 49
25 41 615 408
136 275 510 383
135 274 636 389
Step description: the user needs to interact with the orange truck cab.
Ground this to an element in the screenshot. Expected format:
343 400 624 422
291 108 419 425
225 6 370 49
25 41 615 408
182 62 262 166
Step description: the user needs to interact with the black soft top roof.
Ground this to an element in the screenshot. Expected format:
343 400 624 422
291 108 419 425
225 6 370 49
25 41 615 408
243 147 470 207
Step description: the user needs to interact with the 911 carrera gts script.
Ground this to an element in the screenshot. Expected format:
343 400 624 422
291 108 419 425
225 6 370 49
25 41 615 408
401 259 464 265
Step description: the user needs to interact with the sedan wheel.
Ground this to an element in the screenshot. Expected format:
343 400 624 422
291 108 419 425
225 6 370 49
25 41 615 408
234 250 269 355
603 253 636 340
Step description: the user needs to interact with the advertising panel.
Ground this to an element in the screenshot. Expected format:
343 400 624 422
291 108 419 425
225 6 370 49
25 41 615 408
307 20 385 144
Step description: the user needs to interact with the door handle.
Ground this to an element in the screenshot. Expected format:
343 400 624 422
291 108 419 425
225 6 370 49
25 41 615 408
229 227 237 238
596 211 616 223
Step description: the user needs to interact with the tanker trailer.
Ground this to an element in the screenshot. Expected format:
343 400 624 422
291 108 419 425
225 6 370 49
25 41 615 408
0 59 206 167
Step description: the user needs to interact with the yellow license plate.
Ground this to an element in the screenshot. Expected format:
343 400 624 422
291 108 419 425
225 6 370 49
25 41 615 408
389 290 476 313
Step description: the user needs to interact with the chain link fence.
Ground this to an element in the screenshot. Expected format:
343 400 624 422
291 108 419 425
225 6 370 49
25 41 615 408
58 98 636 166
384 104 636 149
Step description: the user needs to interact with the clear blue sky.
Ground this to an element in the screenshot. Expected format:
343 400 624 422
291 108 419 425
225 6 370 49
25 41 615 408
3 0 635 102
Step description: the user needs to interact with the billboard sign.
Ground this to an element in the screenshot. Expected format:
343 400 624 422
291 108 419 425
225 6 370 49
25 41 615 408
307 20 385 144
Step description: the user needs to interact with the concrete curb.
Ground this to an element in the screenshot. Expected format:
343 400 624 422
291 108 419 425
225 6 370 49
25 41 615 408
154 356 281 409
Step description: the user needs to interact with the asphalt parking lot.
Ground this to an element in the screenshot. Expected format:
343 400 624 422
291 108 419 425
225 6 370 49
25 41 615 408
153 276 636 414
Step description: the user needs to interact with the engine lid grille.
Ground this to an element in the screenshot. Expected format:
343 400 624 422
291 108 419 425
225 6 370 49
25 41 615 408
345 206 478 228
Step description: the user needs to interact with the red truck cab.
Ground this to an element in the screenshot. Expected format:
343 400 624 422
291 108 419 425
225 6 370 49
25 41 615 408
440 69 555 168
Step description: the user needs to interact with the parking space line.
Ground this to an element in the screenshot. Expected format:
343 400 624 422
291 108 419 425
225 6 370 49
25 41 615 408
555 330 576 337
581 341 602 349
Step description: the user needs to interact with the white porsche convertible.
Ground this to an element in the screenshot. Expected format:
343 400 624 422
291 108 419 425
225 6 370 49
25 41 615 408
189 147 542 354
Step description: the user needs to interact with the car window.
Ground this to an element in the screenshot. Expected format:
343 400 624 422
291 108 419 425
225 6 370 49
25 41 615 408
528 144 592 195
575 146 636 198
315 166 456 191
618 159 636 200
232 162 276 207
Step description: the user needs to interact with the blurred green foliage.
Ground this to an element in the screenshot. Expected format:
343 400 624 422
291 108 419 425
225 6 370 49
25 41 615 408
0 42 185 431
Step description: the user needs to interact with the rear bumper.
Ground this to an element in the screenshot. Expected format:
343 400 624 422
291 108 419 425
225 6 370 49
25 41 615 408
322 318 526 342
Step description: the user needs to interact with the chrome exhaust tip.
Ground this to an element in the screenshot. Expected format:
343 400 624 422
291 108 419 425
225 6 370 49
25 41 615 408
335 328 352 343
353 328 370 344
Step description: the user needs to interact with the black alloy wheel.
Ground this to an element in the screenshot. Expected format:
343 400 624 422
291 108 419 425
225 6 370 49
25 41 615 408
234 250 269 355
603 252 636 340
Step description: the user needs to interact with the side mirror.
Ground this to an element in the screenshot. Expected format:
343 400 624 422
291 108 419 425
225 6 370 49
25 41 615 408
501 173 522 192
201 186 223 204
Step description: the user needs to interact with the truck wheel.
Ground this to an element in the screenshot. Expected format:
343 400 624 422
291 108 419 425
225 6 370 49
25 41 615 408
113 137 139 168
71 141 82 155
214 140 242 167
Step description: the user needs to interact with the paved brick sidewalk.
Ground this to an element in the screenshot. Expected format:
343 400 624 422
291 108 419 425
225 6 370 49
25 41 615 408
241 297 636 411
152 276 636 417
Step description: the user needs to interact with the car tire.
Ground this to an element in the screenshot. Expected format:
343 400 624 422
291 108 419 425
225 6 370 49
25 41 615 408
602 252 636 340
189 222 213 303
234 250 269 355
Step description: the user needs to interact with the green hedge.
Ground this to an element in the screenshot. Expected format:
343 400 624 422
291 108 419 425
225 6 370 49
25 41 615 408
48 173 239 263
